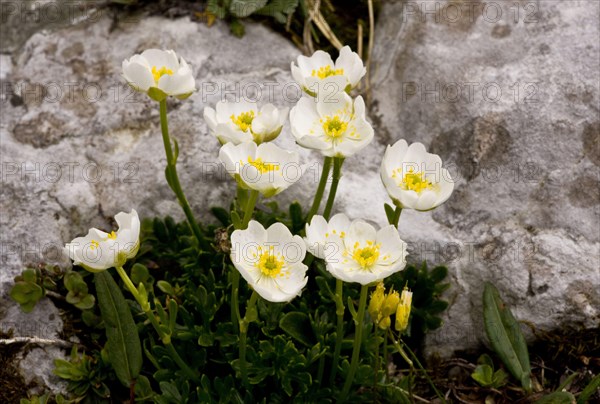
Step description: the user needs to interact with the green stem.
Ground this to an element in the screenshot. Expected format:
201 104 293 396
383 330 388 383
239 291 258 387
374 327 380 393
340 284 369 399
391 206 402 227
402 341 446 403
388 331 413 368
159 100 208 251
306 157 333 223
329 279 345 385
231 190 260 332
241 190 259 229
322 157 344 220
114 266 199 381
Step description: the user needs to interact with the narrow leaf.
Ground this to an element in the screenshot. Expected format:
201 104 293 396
534 391 576 404
95 271 142 387
483 282 532 392
577 374 600 404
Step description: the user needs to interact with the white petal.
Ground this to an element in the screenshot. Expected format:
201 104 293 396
297 50 334 74
316 91 352 119
122 61 154 92
376 226 405 264
141 49 179 70
291 62 306 87
204 107 218 131
345 220 377 247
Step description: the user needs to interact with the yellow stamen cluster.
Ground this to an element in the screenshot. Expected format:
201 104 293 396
244 157 280 174
230 110 255 132
311 65 344 79
392 168 434 194
90 240 100 250
151 66 174 82
322 116 348 140
256 247 285 278
351 241 380 269
107 231 117 240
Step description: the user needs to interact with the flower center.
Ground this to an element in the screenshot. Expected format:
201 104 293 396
257 251 284 277
90 240 100 250
322 116 348 139
311 65 344 79
107 231 117 240
352 241 381 269
393 168 435 194
231 111 255 132
403 169 434 193
151 66 174 83
244 157 280 173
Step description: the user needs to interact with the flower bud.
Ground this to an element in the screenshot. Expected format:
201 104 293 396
368 283 386 321
395 287 413 333
381 290 400 318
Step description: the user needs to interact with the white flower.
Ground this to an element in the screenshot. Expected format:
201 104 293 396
204 100 288 145
290 92 373 157
219 141 303 197
230 221 308 303
306 215 407 285
291 45 366 96
122 49 196 101
64 210 140 272
380 140 454 211
304 213 350 259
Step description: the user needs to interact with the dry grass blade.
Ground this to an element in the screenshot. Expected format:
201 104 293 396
306 0 344 50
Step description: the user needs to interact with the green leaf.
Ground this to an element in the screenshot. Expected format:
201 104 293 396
229 0 268 18
135 375 154 399
289 201 303 233
172 138 179 163
471 364 494 386
74 294 95 310
165 165 175 190
159 381 182 402
230 211 242 229
477 353 494 368
279 312 315 347
534 391 576 404
157 280 176 296
211 207 231 226
94 271 142 387
257 0 299 22
64 272 86 291
430 266 448 283
207 0 228 19
10 282 44 313
483 282 532 392
229 19 245 37
492 368 508 388
384 203 396 224
577 374 600 404
22 268 38 283
131 263 150 285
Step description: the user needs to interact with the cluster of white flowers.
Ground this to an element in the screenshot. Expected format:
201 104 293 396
65 47 454 306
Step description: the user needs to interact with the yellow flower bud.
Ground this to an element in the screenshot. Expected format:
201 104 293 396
395 287 413 333
381 290 400 318
368 282 386 322
378 316 391 330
